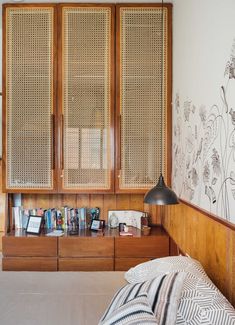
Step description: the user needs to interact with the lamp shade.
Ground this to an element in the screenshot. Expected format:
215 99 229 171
144 174 179 205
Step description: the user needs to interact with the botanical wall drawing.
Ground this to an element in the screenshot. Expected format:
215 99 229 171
172 39 235 223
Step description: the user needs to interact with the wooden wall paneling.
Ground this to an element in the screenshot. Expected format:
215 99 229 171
144 203 162 225
76 194 90 208
130 194 144 211
116 194 130 210
50 194 63 209
103 194 117 223
21 194 36 209
61 194 77 208
228 229 235 306
36 194 53 209
163 201 235 306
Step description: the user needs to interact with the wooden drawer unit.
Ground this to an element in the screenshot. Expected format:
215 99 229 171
2 236 57 257
2 227 169 271
59 257 114 271
114 227 169 271
2 257 57 271
58 236 114 271
2 235 58 271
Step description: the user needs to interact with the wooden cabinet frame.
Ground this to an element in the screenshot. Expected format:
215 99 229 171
2 3 172 194
2 4 58 193
57 4 115 193
115 4 173 193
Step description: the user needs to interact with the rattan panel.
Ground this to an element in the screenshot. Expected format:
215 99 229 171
119 7 168 189
62 7 111 189
6 7 54 189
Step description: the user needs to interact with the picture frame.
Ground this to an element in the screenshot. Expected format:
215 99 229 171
90 219 101 231
26 216 43 234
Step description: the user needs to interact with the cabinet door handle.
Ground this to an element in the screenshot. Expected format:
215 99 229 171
51 114 55 170
61 114 64 170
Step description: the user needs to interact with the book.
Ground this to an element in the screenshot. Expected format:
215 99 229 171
78 207 87 230
46 230 64 237
13 206 22 229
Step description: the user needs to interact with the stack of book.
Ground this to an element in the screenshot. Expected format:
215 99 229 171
12 206 100 231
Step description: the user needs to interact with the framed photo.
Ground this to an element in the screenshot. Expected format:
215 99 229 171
90 219 101 231
90 219 105 231
99 220 105 229
26 216 43 234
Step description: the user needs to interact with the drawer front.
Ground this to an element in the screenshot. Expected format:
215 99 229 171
59 237 114 257
115 236 169 257
59 258 114 271
115 257 152 271
2 237 57 257
2 257 58 271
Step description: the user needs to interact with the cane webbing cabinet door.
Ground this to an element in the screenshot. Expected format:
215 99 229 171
116 4 172 193
3 5 57 192
59 5 115 193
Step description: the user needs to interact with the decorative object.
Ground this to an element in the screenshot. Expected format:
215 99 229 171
99 220 105 229
109 212 119 228
142 226 151 236
69 214 78 235
108 210 146 229
90 219 102 231
26 216 43 235
118 223 126 232
144 0 179 206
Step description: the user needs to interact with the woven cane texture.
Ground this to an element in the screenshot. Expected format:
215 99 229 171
119 7 168 189
6 7 54 189
62 7 112 189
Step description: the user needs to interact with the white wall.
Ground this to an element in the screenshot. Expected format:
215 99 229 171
172 0 235 222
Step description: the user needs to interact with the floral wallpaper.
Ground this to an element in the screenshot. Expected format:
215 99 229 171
172 39 235 223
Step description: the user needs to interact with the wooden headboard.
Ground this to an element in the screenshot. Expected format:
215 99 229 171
162 200 235 307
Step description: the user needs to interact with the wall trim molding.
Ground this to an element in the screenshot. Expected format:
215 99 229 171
180 198 235 231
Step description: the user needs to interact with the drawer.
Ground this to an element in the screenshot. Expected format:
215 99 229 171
115 257 153 271
59 237 114 257
2 257 58 271
115 236 169 258
59 257 114 271
2 236 57 257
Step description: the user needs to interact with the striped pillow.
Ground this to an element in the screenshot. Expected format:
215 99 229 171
99 272 186 325
100 294 157 325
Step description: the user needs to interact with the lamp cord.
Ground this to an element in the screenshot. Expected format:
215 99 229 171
160 0 164 176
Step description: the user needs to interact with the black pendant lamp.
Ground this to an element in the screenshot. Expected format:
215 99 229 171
144 0 179 206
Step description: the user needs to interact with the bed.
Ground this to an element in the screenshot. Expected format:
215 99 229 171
0 271 126 325
0 256 235 325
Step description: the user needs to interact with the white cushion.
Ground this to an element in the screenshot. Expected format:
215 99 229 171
125 256 235 325
125 256 209 284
